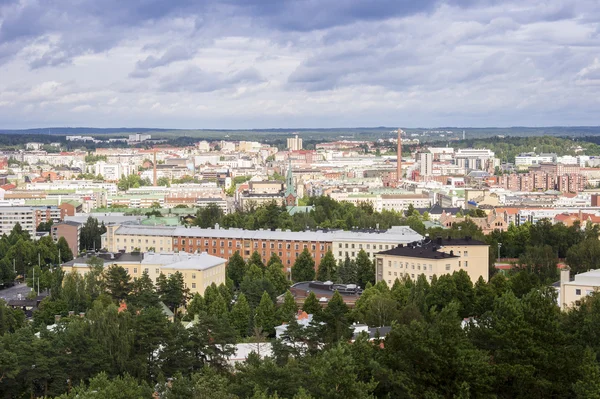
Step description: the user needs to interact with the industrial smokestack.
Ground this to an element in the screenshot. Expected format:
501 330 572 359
397 129 402 183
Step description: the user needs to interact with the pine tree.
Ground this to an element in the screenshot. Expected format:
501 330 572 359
278 290 298 322
254 291 277 336
337 255 357 283
231 293 252 337
227 251 247 288
302 292 322 316
249 251 265 269
265 262 290 295
355 249 375 288
316 250 337 282
103 265 132 302
320 291 351 344
187 293 206 318
291 248 315 282
267 253 282 267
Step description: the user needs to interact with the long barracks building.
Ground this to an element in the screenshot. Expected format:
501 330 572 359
103 224 423 267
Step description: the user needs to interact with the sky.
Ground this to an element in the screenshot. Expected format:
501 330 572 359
0 0 599 130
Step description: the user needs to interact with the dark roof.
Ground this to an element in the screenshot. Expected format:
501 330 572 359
62 252 143 266
378 237 487 259
378 245 459 260
415 204 462 215
290 281 363 296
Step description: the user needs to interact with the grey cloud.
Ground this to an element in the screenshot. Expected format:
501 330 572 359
157 66 264 92
131 45 196 78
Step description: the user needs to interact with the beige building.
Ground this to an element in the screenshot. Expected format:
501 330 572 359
103 225 175 253
61 251 226 295
559 268 600 310
375 237 489 286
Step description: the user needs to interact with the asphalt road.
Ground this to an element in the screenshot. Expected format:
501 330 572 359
0 283 32 302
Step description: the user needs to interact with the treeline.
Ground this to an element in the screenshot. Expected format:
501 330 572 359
194 197 427 234
0 224 73 287
2 263 600 397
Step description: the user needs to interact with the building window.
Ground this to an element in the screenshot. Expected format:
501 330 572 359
464 251 468 257
192 283 196 289
388 271 391 276
339 243 342 248
351 244 355 249
465 261 468 267
192 273 196 279
445 264 451 271
339 251 342 256
271 243 275 249
576 289 581 296
155 268 159 274
174 239 178 244
144 268 149 273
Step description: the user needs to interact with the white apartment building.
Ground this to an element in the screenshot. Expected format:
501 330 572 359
26 180 118 195
92 162 137 181
417 152 433 177
514 152 557 167
455 148 498 171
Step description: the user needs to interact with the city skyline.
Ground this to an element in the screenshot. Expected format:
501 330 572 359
0 0 599 129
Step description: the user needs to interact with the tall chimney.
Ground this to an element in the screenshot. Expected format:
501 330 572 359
153 150 157 187
397 129 402 183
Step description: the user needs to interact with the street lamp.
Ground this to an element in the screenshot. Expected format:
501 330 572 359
497 242 502 260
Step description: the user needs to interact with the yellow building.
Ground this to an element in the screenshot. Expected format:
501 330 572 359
559 268 600 310
61 251 226 295
375 237 489 286
103 225 175 253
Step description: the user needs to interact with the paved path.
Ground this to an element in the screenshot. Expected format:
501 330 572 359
0 283 32 302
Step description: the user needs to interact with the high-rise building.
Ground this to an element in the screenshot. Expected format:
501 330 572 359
418 151 433 177
287 134 303 151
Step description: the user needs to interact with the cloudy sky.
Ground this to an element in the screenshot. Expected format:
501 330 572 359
0 0 599 129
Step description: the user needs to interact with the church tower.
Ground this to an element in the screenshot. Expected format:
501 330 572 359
284 158 297 206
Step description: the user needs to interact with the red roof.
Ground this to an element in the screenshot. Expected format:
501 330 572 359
0 183 16 191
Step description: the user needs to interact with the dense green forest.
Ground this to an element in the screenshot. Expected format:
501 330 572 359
2 252 600 397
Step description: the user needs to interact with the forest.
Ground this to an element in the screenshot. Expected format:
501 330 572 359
2 249 600 398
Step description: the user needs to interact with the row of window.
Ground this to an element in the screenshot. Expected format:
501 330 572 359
117 238 166 245
338 243 391 250
173 238 327 252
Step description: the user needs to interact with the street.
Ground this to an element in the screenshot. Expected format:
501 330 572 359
0 283 32 302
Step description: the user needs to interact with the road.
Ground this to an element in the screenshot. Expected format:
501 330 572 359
0 283 32 302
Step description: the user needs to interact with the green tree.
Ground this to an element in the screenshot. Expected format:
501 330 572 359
265 262 290 295
249 251 265 269
58 372 153 399
278 290 298 323
319 291 351 344
194 203 224 228
157 272 190 316
227 251 247 288
317 251 337 282
231 293 252 337
337 255 357 284
56 237 73 262
103 264 132 302
129 271 160 309
302 292 322 316
573 348 600 399
355 249 374 288
255 291 277 336
292 248 315 282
